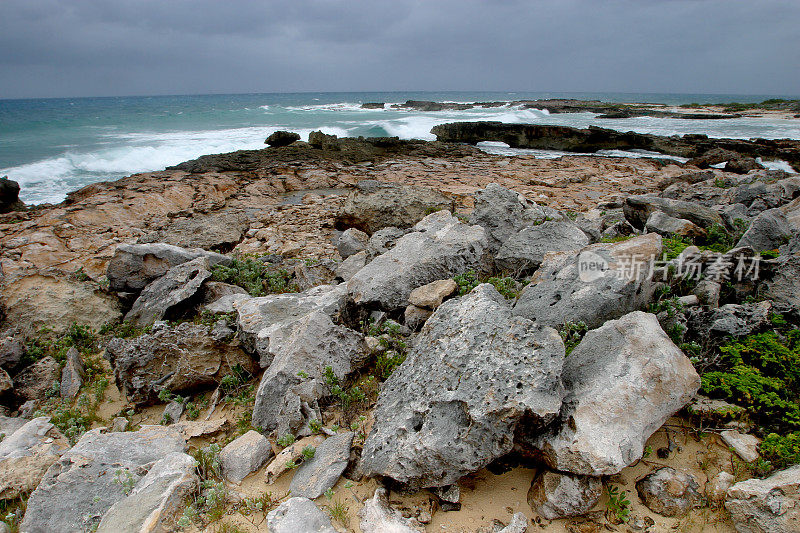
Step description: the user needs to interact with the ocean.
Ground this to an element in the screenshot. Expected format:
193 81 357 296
1 91 799 205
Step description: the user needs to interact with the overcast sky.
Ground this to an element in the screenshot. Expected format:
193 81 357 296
1 0 798 99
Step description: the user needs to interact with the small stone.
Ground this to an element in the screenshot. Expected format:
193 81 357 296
635 467 702 517
265 131 301 147
359 487 425 533
432 484 461 504
110 417 129 432
527 470 602 520
220 430 272 485
161 401 184 425
693 279 721 308
404 305 432 331
337 228 370 259
706 471 735 503
498 513 529 533
720 430 761 463
266 497 336 533
408 279 459 310
335 251 367 282
0 368 11 394
60 347 86 400
289 432 353 499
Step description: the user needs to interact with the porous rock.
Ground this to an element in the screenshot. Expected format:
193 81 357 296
725 465 800 533
495 221 589 272
635 467 702 517
527 470 602 520
289 431 353 499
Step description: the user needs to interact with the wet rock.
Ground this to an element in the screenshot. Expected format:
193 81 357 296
527 312 700 476
13 356 60 402
348 211 491 311
289 431 353 499
0 176 24 213
220 430 272 484
0 417 68 500
736 209 792 252
359 487 425 533
335 251 367 282
636 467 702 517
106 243 230 293
527 470 602 520
513 234 662 329
337 228 369 258
266 497 337 533
361 284 564 488
95 452 197 533
336 180 456 234
106 322 254 405
0 336 25 369
60 347 85 400
624 195 723 229
645 211 706 239
495 221 589 272
725 465 800 533
266 130 301 147
21 425 185 533
408 279 458 310
721 430 761 463
404 305 432 330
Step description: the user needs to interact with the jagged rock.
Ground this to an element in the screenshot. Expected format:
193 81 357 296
13 356 60 402
137 212 248 252
0 415 28 438
335 251 366 282
736 209 792 252
289 431 353 499
726 156 764 174
170 419 228 439
0 336 24 369
265 435 325 483
624 195 723 229
205 293 250 315
359 487 425 533
234 284 348 367
106 322 254 405
693 279 721 308
495 221 589 272
645 211 706 239
125 256 212 326
636 467 702 517
0 368 11 395
513 234 662 329
106 243 230 293
335 180 456 234
251 311 367 434
210 319 235 342
308 130 340 150
21 425 185 533
600 220 636 241
110 417 129 432
497 513 529 533
294 260 337 291
526 312 700 476
337 228 369 258
687 301 773 339
527 470 602 520
707 471 735 503
361 284 564 488
365 226 408 260
161 401 184 425
0 176 24 213
266 131 301 147
95 452 197 533
0 417 68 500
348 211 491 311
201 281 248 305
761 254 800 312
408 279 458 310
404 305 432 331
469 183 555 251
60 347 85 400
726 465 800 532
266 497 337 533
220 430 272 484
721 430 761 463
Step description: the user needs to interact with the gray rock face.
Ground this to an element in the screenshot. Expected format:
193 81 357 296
348 211 491 311
361 284 564 488
513 234 663 329
527 470 602 520
335 180 456 234
359 487 425 533
60 347 85 400
21 425 186 533
95 452 197 533
762 254 800 312
12 356 60 402
251 311 367 434
106 322 255 405
220 430 272 484
687 301 774 339
290 432 353 499
736 209 792 252
0 336 24 369
124 256 212 327
404 305 432 331
645 211 706 239
106 243 231 293
408 279 458 309
137 212 248 252
365 226 408 260
266 497 337 533
527 312 700 476
0 417 67 500
725 465 800 533
495 221 589 272
624 195 723 229
161 401 184 425
335 251 367 282
636 467 702 517
294 260 337 291
337 228 369 258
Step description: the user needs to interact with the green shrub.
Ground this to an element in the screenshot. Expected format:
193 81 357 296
760 432 800 469
211 258 297 296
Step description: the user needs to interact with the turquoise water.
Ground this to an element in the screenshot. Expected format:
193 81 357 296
1 91 799 204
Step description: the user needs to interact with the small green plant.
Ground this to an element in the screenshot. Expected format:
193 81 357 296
324 487 335 500
454 270 479 296
760 432 800 470
114 468 137 495
211 258 298 296
185 402 200 420
193 444 223 481
605 484 631 523
325 499 349 527
301 445 316 460
285 459 299 470
308 419 323 434
559 321 588 356
239 490 278 516
276 434 296 448
100 320 152 339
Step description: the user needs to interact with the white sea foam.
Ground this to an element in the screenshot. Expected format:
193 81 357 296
758 158 798 174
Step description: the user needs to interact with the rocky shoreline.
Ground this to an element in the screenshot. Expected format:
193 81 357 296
2 127 800 532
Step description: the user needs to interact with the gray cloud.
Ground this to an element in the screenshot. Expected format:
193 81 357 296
0 0 798 98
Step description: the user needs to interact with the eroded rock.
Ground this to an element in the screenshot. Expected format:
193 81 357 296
636 467 702 517
725 465 800 533
527 470 602 520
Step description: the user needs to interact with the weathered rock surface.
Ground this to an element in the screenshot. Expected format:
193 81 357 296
265 435 325 483
220 430 272 484
359 487 426 533
0 176 24 213
95 452 197 533
527 470 602 520
21 425 186 533
624 195 723 229
636 467 702 517
707 471 735 504
124 256 212 326
266 130 301 147
0 367 11 395
0 336 25 369
404 304 432 330
106 322 254 405
361 284 564 488
0 417 68 500
289 431 353 499
348 211 491 311
721 430 761 463
687 301 774 339
513 234 662 329
736 209 792 252
725 465 800 533
266 497 337 533
60 347 85 400
762 254 800 312
335 180 455 234
496 513 529 533
495 221 589 272
137 212 248 252
526 311 700 476
335 251 367 282
337 228 369 258
645 211 706 239
408 279 458 309
12 356 60 402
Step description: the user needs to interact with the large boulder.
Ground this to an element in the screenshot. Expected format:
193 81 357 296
106 243 230 293
336 228 369 259
623 195 723 229
495 221 589 272
645 211 706 239
348 211 491 311
360 284 564 488
266 497 337 533
124 257 212 326
524 311 700 476
512 234 662 329
0 176 24 213
12 356 60 403
21 426 186 533
725 465 800 533
137 212 248 252
265 130 301 147
736 209 792 252
106 322 255 405
0 417 69 500
0 336 25 370
335 180 455 234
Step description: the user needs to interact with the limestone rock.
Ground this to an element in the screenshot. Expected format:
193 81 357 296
762 254 800 312
60 347 85 400
645 211 706 239
265 435 325 484
290 432 353 499
0 417 68 500
736 209 792 252
359 487 425 533
335 251 367 282
266 497 337 533
721 430 761 463
337 228 369 258
0 368 11 395
527 311 700 476
624 195 723 229
0 336 25 369
408 279 458 310
497 513 529 533
725 465 800 533
161 401 184 425
220 430 272 484
687 301 774 339
12 356 60 403
361 284 564 488
495 221 589 272
527 470 602 520
294 260 337 291
707 471 735 503
365 226 408 260
137 212 248 252
636 467 702 517
202 281 248 305
404 305 432 331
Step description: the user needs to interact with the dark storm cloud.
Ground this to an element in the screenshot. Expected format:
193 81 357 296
0 0 798 98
